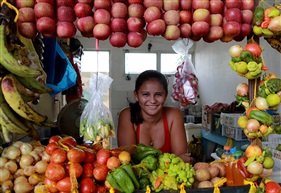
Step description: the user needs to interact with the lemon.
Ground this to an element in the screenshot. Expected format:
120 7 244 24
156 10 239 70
266 93 281 107
263 157 274 169
236 61 248 74
238 116 248 129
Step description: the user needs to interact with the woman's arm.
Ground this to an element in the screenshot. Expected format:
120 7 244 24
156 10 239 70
168 108 194 163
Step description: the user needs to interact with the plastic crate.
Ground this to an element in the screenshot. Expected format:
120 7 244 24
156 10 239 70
221 125 248 141
220 113 243 128
262 134 281 169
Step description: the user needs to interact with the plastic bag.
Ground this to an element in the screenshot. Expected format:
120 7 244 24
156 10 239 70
171 39 199 106
80 73 115 148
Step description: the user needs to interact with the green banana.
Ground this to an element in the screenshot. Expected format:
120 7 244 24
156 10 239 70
0 25 41 78
1 74 47 123
1 124 11 143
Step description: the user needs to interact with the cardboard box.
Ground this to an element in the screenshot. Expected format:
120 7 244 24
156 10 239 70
211 113 222 134
202 109 213 131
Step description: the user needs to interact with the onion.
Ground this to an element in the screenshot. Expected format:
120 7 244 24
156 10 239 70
268 16 281 32
35 160 48 174
247 161 263 175
14 180 34 193
13 169 24 179
255 97 269 110
33 146 45 154
41 151 51 162
2 146 21 160
23 166 36 176
28 173 44 186
20 143 33 155
246 119 260 132
236 83 248 96
14 176 28 185
0 168 11 183
19 155 34 169
229 44 243 57
12 141 24 148
29 150 41 162
5 160 18 174
1 180 13 192
0 157 8 167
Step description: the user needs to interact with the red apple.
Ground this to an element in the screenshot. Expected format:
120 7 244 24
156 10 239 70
190 34 201 41
179 23 191 38
242 0 254 11
16 0 35 8
225 8 242 23
77 0 92 3
144 6 162 23
81 31 94 38
193 8 210 23
210 13 223 26
163 10 180 25
111 3 128 18
225 0 242 9
56 0 75 8
76 16 95 33
57 21 76 38
17 22 37 39
94 9 111 25
240 23 252 36
180 0 191 10
192 0 210 10
18 7 35 23
242 9 253 24
179 10 192 24
110 32 127 48
128 4 145 18
110 18 128 32
74 3 92 18
220 35 234 42
146 19 166 36
210 0 224 14
57 6 76 22
143 0 163 9
162 25 180 40
127 17 144 32
203 25 223 42
191 21 210 37
112 0 127 2
163 0 180 11
34 2 55 19
36 17 56 34
93 23 111 40
127 32 144 48
128 0 143 4
223 21 241 37
94 0 111 11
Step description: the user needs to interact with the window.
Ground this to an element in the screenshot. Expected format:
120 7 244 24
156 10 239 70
125 52 192 74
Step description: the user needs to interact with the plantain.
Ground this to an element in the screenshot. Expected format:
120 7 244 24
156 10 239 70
1 74 47 123
0 25 41 78
1 124 11 143
265 38 281 53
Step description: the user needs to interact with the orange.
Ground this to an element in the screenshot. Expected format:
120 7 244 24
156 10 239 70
245 144 262 158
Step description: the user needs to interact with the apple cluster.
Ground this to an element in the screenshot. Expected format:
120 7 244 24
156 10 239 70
15 0 255 48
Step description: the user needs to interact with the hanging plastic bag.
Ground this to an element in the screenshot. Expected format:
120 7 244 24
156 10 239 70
80 73 115 148
171 38 199 107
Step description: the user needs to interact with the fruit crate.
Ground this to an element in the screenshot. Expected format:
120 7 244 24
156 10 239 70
220 113 243 128
221 125 248 141
262 134 281 169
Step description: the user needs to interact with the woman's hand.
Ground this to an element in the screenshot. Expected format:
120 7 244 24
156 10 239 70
178 152 195 164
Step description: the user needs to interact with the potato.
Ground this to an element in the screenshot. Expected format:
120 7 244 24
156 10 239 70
193 162 210 171
198 181 214 188
208 165 220 178
195 168 211 182
211 162 226 177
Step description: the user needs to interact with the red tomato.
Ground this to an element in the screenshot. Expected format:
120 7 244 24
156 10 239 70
93 164 109 181
83 149 96 163
66 162 83 178
106 156 121 170
46 142 59 156
82 163 94 178
110 148 123 157
92 143 103 152
45 163 66 181
56 177 71 192
49 135 62 144
80 177 97 193
51 148 67 164
96 149 111 165
67 147 86 163
60 136 77 148
265 181 281 193
44 177 58 193
244 43 262 57
97 185 107 193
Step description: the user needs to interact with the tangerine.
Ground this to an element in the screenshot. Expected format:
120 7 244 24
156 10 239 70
245 144 262 158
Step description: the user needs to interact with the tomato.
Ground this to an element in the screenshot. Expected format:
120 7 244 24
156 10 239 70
66 162 83 178
245 107 259 117
93 164 109 181
110 148 123 157
106 156 120 170
79 177 97 193
96 149 111 165
46 142 59 156
56 177 71 192
244 43 262 57
45 163 66 181
92 143 103 152
97 185 107 193
265 181 281 193
49 135 62 144
50 148 67 164
82 149 96 163
82 163 94 178
67 147 86 163
44 177 58 193
60 136 77 148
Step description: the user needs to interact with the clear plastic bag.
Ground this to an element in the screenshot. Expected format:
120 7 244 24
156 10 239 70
171 38 199 106
80 73 115 148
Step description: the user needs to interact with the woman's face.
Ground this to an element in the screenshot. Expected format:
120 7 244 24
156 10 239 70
135 79 167 115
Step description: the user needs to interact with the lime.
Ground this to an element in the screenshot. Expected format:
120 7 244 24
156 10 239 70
266 94 281 107
238 116 248 129
236 61 248 74
263 157 274 169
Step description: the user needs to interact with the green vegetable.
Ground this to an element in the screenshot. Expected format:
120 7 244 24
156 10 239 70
231 57 242 63
132 167 148 178
106 172 124 192
121 164 140 190
253 6 264 26
112 167 135 193
265 78 281 93
132 143 162 163
236 95 249 107
140 155 158 171
139 177 150 190
248 110 273 126
240 50 254 63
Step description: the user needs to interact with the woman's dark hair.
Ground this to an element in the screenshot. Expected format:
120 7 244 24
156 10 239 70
129 70 168 125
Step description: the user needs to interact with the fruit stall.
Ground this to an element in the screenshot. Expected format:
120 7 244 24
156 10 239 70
0 0 281 193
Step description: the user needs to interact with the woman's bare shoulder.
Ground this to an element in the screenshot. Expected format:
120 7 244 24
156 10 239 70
165 106 182 115
118 107 130 117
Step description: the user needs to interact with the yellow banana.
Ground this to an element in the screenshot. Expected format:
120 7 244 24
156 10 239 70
1 74 47 123
0 25 41 78
1 124 11 143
